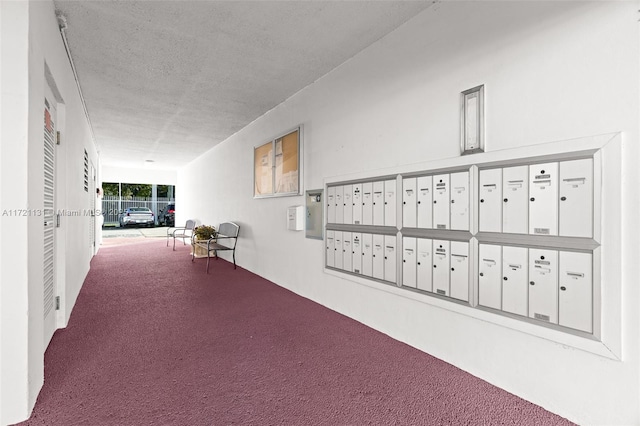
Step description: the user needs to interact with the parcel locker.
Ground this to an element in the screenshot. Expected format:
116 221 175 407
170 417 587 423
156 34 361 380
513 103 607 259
343 185 353 225
372 234 384 280
384 180 397 227
529 163 558 236
402 237 417 288
372 181 384 226
416 238 433 292
342 232 352 272
417 176 433 229
559 159 593 238
478 244 502 310
402 178 417 228
335 185 344 225
479 169 502 233
384 235 397 283
352 233 362 274
450 241 470 301
326 230 335 268
502 246 528 317
558 251 593 333
333 231 343 270
528 249 558 324
361 233 373 277
433 174 450 230
327 187 336 224
450 172 470 231
352 184 363 225
362 182 373 226
502 166 529 234
433 240 450 296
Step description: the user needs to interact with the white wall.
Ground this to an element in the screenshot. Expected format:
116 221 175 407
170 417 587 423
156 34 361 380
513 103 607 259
178 2 640 424
0 1 99 424
102 165 177 186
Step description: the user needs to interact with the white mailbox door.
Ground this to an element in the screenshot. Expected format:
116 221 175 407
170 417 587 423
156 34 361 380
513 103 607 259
478 244 502 310
528 249 558 324
335 185 344 225
372 234 384 280
559 251 593 333
326 230 335 268
343 184 353 225
361 233 373 277
352 184 363 225
384 180 397 227
362 182 373 226
384 235 397 283
417 176 433 229
334 231 343 270
403 178 417 228
372 181 384 226
342 232 352 272
450 241 469 302
529 163 559 236
416 238 433 292
502 246 528 317
352 233 362 274
479 169 502 233
327 187 336 224
433 174 450 230
502 166 529 234
450 172 470 231
433 240 450 296
402 237 417 288
559 159 593 238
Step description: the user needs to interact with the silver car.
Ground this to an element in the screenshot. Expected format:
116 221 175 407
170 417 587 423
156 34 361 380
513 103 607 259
119 207 155 228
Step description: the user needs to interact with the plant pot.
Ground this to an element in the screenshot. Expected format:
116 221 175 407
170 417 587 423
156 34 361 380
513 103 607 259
191 239 210 258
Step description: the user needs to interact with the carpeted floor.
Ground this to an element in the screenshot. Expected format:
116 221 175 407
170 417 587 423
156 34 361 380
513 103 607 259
17 240 573 425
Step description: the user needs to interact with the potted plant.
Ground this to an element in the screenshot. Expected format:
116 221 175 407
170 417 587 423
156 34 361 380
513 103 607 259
192 225 216 258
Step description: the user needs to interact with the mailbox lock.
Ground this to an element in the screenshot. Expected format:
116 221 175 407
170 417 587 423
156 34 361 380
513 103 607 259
433 264 437 268
530 197 535 202
451 200 455 204
403 201 406 205
417 262 421 265
561 196 567 201
540 255 545 260
540 170 545 174
433 200 437 204
529 281 535 286
385 202 388 205
451 267 455 271
503 198 508 203
384 256 387 260
480 199 484 203
403 259 406 263
560 286 567 291
417 201 421 204
503 277 508 281
479 272 484 277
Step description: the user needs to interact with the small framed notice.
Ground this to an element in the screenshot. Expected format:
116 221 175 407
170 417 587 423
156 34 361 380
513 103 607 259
460 85 485 155
254 127 301 198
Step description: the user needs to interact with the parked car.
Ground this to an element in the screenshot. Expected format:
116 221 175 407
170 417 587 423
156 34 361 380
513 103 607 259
158 203 175 226
119 207 155 228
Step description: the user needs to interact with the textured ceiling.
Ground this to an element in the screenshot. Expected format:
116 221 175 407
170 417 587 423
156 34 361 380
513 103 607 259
53 1 432 170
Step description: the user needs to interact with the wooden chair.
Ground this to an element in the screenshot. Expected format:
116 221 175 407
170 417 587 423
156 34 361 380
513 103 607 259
167 219 196 250
192 222 239 273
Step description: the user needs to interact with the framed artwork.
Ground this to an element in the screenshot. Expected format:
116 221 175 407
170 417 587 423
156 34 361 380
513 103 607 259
460 84 485 155
254 127 301 198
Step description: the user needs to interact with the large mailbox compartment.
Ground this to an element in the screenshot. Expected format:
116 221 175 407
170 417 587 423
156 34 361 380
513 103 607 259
450 172 470 231
479 169 502 233
373 181 384 226
417 176 433 229
362 182 373 226
502 165 529 234
416 238 433 292
333 231 343 270
372 234 384 280
384 180 397 227
327 187 336 224
529 163 559 236
403 178 417 228
528 248 558 324
450 241 470 301
478 244 502 310
433 240 450 296
361 233 373 277
501 246 528 317
384 235 397 283
352 233 362 275
559 251 593 333
433 174 450 230
326 230 335 268
335 185 344 225
559 159 593 238
402 237 417 288
352 184 363 225
342 232 352 272
343 184 353 225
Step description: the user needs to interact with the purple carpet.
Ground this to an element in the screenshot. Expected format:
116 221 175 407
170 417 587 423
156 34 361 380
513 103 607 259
18 239 573 425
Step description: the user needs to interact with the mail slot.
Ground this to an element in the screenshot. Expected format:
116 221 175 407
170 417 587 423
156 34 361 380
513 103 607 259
529 163 558 236
403 177 417 228
478 244 502 309
559 159 593 238
372 234 384 280
372 181 384 226
479 169 502 233
450 172 470 231
352 233 362 274
342 232 352 272
384 180 397 227
402 237 417 288
352 184 363 225
384 235 397 283
334 231 343 270
450 241 469 301
558 251 593 333
362 182 373 226
326 230 335 268
417 176 433 229
416 238 433 292
502 165 529 234
361 233 373 277
432 239 450 296
528 248 558 324
501 246 528 317
327 186 336 224
433 174 450 230
335 185 344 225
343 184 353 225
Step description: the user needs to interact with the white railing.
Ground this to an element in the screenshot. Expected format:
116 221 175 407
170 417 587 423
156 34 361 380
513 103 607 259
102 196 174 225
